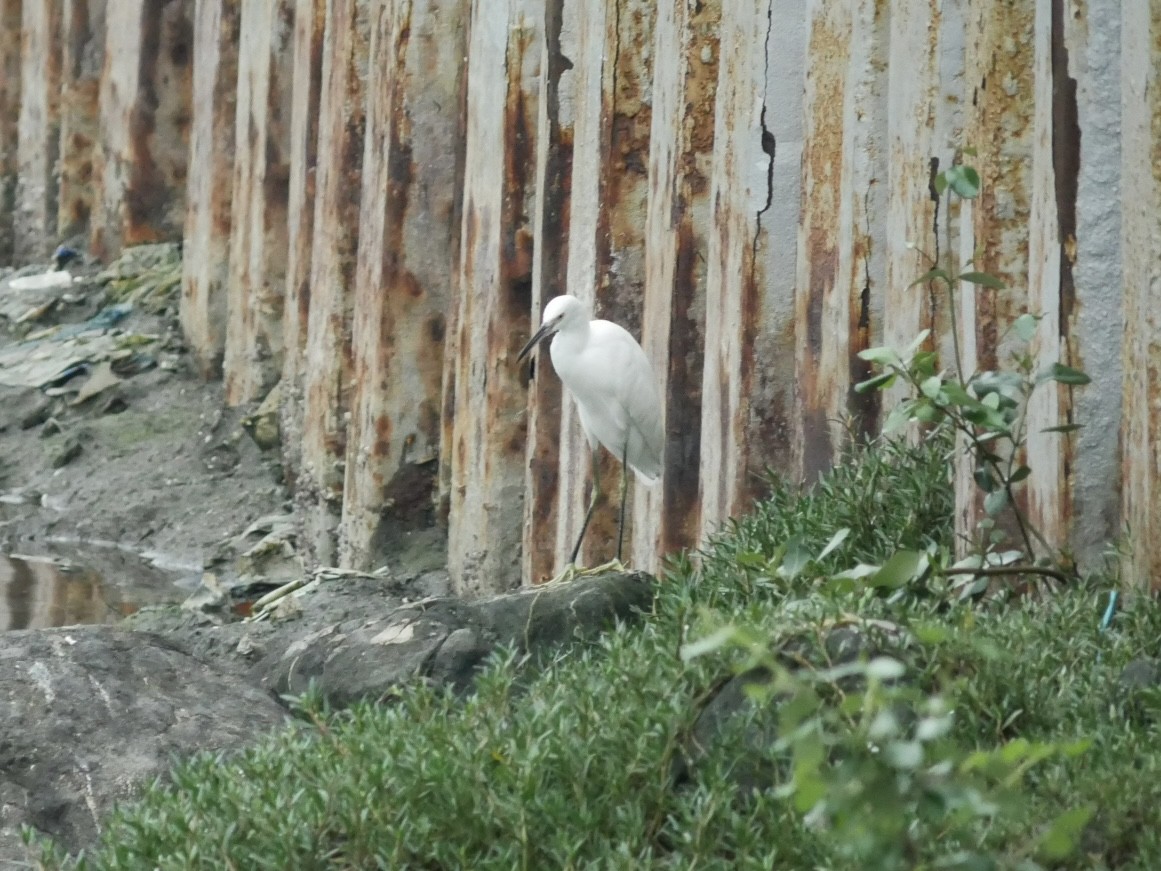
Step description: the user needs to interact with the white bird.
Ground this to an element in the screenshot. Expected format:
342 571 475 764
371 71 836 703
518 294 664 571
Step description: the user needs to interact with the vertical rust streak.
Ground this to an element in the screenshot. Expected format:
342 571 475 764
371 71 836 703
0 0 20 263
280 0 326 490
1049 0 1080 520
523 0 571 583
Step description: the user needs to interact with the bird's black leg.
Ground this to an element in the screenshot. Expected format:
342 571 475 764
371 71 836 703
570 447 601 565
616 441 630 563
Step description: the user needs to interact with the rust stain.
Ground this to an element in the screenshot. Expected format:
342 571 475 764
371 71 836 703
523 0 572 583
796 5 850 481
125 2 194 245
957 0 1036 547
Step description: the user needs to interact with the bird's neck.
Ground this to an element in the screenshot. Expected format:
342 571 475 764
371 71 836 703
551 320 589 359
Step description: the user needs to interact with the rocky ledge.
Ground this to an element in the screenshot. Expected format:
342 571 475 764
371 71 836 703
0 570 655 865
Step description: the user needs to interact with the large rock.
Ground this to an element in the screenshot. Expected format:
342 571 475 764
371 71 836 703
257 571 656 707
0 626 289 866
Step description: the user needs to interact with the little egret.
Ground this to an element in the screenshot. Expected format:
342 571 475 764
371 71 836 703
518 294 664 573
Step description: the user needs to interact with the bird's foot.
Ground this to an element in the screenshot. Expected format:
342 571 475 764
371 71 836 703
544 559 628 585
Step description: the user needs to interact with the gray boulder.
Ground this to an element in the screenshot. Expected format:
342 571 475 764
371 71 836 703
0 626 289 866
257 571 656 706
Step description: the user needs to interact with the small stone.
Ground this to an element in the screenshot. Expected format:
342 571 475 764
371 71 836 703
48 436 83 469
241 381 282 451
101 395 129 415
21 400 54 430
40 418 63 438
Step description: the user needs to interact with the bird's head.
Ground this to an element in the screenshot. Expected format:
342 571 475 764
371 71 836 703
53 245 81 271
517 295 588 361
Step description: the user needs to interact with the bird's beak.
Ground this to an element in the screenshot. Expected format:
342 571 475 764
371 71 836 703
517 321 556 362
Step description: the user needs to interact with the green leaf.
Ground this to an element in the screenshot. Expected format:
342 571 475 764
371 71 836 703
886 740 924 770
1038 806 1095 860
973 466 998 493
1042 423 1084 434
1013 312 1039 341
941 381 976 406
945 165 982 198
858 346 903 366
920 375 943 399
984 489 1009 517
778 535 813 581
870 550 926 589
680 626 741 661
817 527 850 562
934 173 948 196
1038 363 1091 386
909 268 951 289
1009 465 1031 483
866 657 907 681
831 563 881 582
904 329 933 357
735 551 767 569
855 372 896 394
883 403 914 435
962 146 979 157
913 622 951 644
958 271 1006 290
911 350 939 377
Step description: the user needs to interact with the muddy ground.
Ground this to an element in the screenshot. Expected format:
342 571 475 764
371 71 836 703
0 245 445 614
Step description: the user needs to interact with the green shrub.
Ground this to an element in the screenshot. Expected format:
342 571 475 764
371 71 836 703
34 435 1161 870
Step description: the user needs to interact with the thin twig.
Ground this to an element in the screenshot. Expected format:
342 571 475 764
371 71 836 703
942 565 1073 584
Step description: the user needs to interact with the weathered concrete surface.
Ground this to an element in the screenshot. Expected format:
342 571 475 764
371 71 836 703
1120 1 1161 589
519 0 571 585
445 0 540 595
883 0 964 403
796 0 889 481
954 0 1036 555
631 0 719 571
0 0 19 264
14 0 62 262
223 0 294 405
1058 0 1122 569
92 0 193 260
279 0 326 492
297 0 370 568
58 0 105 242
339 0 468 570
551 0 656 570
699 0 802 539
180 0 239 377
0 627 289 867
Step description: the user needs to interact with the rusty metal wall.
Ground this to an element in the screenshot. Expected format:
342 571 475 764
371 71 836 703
1121 1 1161 587
58 0 105 242
279 0 326 493
0 0 21 264
444 0 542 595
296 0 370 568
92 0 192 261
338 0 467 569
180 0 240 378
1 1 1148 590
222 0 294 405
631 0 720 572
14 0 63 263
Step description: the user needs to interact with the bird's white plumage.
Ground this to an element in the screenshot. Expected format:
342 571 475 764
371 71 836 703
539 295 664 483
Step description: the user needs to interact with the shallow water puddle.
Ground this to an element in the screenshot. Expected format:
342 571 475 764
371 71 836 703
0 550 189 631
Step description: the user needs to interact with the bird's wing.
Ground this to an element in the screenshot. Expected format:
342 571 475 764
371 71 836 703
621 364 665 481
605 330 664 482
